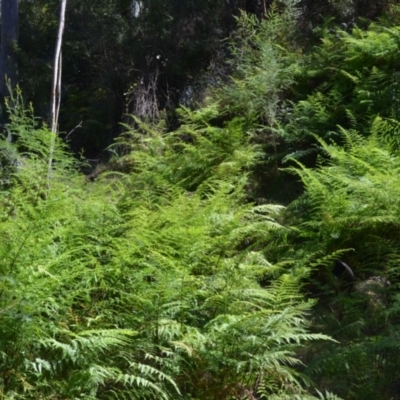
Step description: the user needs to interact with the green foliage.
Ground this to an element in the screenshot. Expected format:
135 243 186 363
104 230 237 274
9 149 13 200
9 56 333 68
9 1 400 399
117 106 258 191
0 93 175 399
220 2 301 127
198 2 306 203
280 127 400 399
0 92 331 399
284 21 400 149
286 129 400 264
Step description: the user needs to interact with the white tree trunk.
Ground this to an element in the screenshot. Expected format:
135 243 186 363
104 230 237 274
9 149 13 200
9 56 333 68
50 0 67 134
48 0 67 190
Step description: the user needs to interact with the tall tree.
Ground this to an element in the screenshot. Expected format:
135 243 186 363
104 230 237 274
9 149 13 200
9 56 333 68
0 0 18 100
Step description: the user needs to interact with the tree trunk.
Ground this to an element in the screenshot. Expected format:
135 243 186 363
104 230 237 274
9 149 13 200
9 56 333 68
0 0 19 99
50 0 67 134
48 0 67 191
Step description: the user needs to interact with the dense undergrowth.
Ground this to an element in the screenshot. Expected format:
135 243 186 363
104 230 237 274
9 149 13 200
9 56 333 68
0 90 335 399
3 1 400 399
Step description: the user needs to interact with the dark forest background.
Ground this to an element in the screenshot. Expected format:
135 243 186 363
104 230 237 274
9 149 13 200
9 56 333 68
8 0 391 157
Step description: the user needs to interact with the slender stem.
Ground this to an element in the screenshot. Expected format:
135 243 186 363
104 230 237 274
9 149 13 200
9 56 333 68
55 52 62 130
50 0 66 134
48 0 67 191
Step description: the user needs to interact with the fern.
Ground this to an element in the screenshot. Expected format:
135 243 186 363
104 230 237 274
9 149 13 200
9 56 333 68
282 21 400 164
282 127 400 399
0 85 336 399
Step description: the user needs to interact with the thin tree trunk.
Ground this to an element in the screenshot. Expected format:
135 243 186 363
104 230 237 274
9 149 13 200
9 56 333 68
0 0 19 116
48 0 67 191
50 0 67 134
